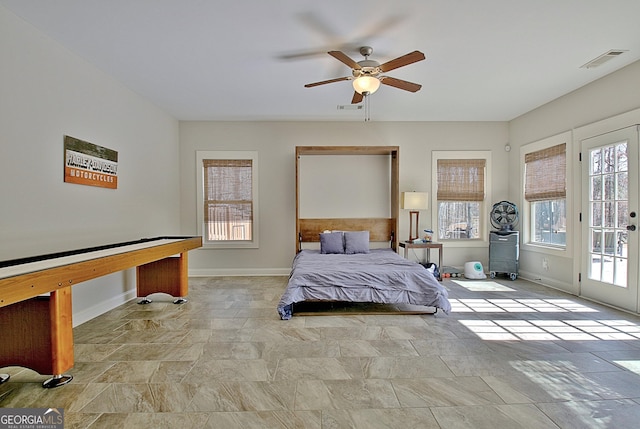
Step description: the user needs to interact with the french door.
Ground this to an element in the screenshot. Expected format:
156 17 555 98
581 126 639 312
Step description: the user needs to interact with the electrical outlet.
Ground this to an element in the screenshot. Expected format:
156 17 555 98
542 257 549 271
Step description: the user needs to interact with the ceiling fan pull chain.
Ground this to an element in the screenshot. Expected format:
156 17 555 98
364 93 371 122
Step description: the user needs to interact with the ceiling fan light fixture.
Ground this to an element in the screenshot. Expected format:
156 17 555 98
352 76 380 95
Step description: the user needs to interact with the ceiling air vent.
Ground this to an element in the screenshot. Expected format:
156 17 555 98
580 49 628 69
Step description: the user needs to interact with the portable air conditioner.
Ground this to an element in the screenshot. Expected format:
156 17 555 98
464 261 486 279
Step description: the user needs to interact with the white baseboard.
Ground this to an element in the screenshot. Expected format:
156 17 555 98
189 268 290 277
73 289 137 327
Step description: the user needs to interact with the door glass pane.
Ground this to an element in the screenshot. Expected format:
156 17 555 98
618 201 628 229
587 142 628 287
604 202 615 228
615 258 627 286
591 202 602 227
616 143 628 171
591 175 602 200
603 174 615 200
590 255 601 281
601 256 614 283
591 148 602 174
617 172 628 200
591 230 602 253
603 146 615 173
603 230 616 255
617 231 627 256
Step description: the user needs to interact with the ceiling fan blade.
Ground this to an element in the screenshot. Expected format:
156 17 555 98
304 76 351 88
279 48 336 61
328 51 362 69
358 16 405 42
278 43 361 61
379 50 426 72
351 92 363 104
380 76 422 92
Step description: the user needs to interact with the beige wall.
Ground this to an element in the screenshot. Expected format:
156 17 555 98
1 6 180 324
179 121 509 274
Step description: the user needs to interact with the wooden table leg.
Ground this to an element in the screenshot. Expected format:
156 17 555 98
136 253 189 304
45 287 74 387
0 287 74 388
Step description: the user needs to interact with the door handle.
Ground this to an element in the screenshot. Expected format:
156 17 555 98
627 225 636 231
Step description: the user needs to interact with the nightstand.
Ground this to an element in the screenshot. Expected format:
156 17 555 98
398 241 443 281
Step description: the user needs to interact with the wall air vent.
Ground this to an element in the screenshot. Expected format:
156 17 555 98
580 49 628 69
337 105 363 110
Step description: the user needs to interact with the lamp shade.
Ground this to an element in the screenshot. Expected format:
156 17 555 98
401 191 428 210
352 76 381 95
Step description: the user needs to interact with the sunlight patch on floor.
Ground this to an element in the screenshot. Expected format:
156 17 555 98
449 298 600 313
451 280 515 291
459 319 640 341
613 360 640 375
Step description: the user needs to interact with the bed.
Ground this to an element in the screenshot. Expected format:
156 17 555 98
277 146 451 319
277 245 451 319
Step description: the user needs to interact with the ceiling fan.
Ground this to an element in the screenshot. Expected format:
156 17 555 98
304 46 426 104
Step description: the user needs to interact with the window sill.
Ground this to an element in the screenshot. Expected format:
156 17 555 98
439 239 488 248
521 242 567 256
201 241 259 249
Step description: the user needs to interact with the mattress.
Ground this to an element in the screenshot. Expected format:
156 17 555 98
277 248 451 319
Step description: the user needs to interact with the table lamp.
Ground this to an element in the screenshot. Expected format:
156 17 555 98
401 191 428 241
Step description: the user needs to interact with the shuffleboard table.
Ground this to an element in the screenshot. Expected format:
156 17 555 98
0 236 202 387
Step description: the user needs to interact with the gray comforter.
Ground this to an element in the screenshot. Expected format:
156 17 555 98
277 248 451 319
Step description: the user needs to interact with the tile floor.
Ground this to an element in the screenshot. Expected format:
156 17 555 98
2 275 640 428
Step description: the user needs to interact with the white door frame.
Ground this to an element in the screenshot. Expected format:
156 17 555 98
579 125 639 312
573 109 640 314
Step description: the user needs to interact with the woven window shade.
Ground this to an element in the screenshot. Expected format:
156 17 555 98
203 159 253 240
524 143 566 201
437 159 486 201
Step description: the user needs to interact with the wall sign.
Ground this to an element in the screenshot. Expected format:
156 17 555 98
64 135 118 189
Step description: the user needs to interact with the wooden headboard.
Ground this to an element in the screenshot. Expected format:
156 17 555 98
296 146 399 253
298 218 395 251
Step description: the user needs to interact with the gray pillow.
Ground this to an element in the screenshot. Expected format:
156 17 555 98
344 231 370 254
320 232 344 254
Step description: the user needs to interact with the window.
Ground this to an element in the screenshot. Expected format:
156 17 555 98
433 152 490 243
196 151 259 248
524 143 566 247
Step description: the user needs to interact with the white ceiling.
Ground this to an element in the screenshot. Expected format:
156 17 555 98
3 0 640 122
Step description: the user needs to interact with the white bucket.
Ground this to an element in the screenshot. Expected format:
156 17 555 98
464 261 486 279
